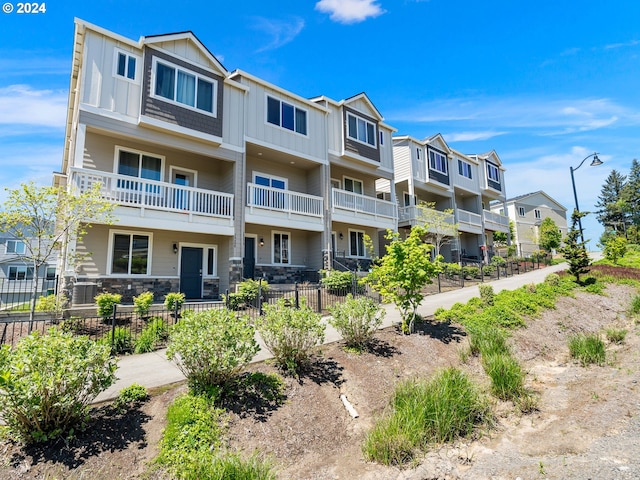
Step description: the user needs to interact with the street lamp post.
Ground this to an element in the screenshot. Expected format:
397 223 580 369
569 152 603 244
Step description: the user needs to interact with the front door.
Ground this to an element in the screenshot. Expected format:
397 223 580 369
180 247 202 299
243 237 256 279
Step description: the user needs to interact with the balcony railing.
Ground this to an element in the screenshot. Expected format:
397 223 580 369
332 188 397 219
457 209 483 226
247 183 323 217
70 168 234 219
483 209 510 231
398 205 455 231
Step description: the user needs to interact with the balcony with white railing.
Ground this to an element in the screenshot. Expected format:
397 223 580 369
457 209 483 234
483 209 510 232
246 183 324 231
331 188 397 230
398 205 455 234
70 168 234 234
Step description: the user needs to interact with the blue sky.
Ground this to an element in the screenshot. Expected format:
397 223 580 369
1 0 639 246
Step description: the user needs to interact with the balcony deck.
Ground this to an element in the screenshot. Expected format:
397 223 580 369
331 188 397 230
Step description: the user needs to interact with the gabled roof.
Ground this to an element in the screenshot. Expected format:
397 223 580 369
506 190 567 211
425 133 452 156
342 92 383 121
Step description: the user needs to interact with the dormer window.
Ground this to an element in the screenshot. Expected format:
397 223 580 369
267 96 307 135
347 113 376 147
153 58 216 115
487 163 500 182
429 150 448 174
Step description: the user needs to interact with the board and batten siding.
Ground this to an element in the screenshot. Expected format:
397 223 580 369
82 30 142 120
392 144 412 182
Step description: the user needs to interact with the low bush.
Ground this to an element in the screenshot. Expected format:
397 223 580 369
133 291 154 317
482 265 495 276
545 273 560 286
605 328 627 344
482 353 525 401
0 329 116 443
443 262 462 277
167 309 259 392
328 294 385 350
95 292 121 321
569 333 606 366
164 292 186 312
468 326 508 357
225 279 270 310
256 299 325 373
135 317 169 354
113 383 148 412
99 326 133 355
362 367 490 466
320 270 357 294
478 284 494 306
35 293 67 314
462 266 480 279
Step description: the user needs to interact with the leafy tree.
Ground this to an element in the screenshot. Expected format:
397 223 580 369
0 182 115 321
603 236 628 264
416 202 458 258
366 226 438 334
622 159 640 229
595 169 628 235
539 217 562 253
493 220 515 246
560 210 591 283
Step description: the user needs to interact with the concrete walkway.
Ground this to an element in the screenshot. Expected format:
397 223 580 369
95 261 570 403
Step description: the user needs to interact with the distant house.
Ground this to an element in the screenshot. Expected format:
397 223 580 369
491 191 568 256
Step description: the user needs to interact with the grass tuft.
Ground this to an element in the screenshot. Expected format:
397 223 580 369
569 334 606 366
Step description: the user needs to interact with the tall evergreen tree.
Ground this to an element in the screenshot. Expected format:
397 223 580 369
622 159 640 229
595 169 627 234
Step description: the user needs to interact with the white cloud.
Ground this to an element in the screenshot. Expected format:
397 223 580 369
252 17 305 52
315 0 385 24
604 39 640 50
0 84 67 128
445 130 508 142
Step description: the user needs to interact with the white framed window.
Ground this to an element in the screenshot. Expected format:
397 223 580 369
272 231 290 264
487 163 500 182
330 178 341 189
6 240 25 254
266 96 307 135
108 230 152 275
403 192 417 207
152 57 217 115
115 146 164 182
349 230 366 257
458 159 472 179
206 247 218 277
343 176 363 194
113 49 139 82
347 113 376 147
252 172 288 209
518 206 526 217
8 265 33 280
379 130 384 146
535 209 542 219
429 150 448 174
416 148 421 160
46 266 56 281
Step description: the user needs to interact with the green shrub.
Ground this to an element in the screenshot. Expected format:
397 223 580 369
320 269 356 294
443 262 462 277
604 236 628 264
135 317 169 354
35 293 68 314
569 333 606 366
328 294 385 350
544 273 560 286
462 266 480 279
490 256 506 267
629 295 640 316
0 329 116 443
224 279 270 310
164 292 186 311
468 326 508 357
99 326 133 355
133 291 154 317
478 284 495 306
256 299 325 373
113 383 148 412
482 353 525 401
58 316 83 334
95 292 121 320
167 309 259 392
363 367 490 466
482 265 495 276
605 328 627 344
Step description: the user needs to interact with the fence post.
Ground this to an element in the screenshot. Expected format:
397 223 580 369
110 304 117 348
352 275 357 296
480 265 484 282
295 282 300 309
258 278 263 316
174 302 179 322
316 285 322 313
225 289 229 309
437 273 441 293
497 264 500 280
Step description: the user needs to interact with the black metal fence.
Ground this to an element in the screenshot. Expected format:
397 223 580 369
0 277 58 310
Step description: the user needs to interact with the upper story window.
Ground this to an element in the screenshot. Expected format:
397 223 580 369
487 163 500 183
114 49 138 81
116 147 163 182
403 193 417 207
6 240 25 254
416 148 421 160
267 96 307 135
153 58 216 115
343 177 363 195
535 209 542 219
458 160 473 179
429 150 448 174
518 206 526 216
347 113 376 147
379 130 384 146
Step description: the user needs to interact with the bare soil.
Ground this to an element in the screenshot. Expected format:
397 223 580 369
2 284 639 480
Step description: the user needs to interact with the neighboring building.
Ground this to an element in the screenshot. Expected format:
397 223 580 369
0 234 57 307
56 19 397 304
392 134 510 263
492 191 568 256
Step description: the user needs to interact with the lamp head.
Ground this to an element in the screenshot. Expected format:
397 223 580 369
589 153 603 167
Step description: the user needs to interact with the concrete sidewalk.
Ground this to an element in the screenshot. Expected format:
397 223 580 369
94 262 569 403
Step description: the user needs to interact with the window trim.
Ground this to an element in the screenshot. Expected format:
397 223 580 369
272 231 290 265
429 150 448 175
534 209 542 219
113 48 140 83
403 192 417 207
6 239 26 254
487 162 500 183
348 229 367 258
45 266 56 281
346 112 377 148
107 230 153 276
342 176 363 195
457 159 473 179
114 146 165 182
265 95 308 136
8 265 33 281
151 57 218 117
518 206 526 217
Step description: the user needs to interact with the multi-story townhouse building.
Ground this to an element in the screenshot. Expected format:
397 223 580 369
492 191 568 256
57 19 397 304
393 136 509 263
